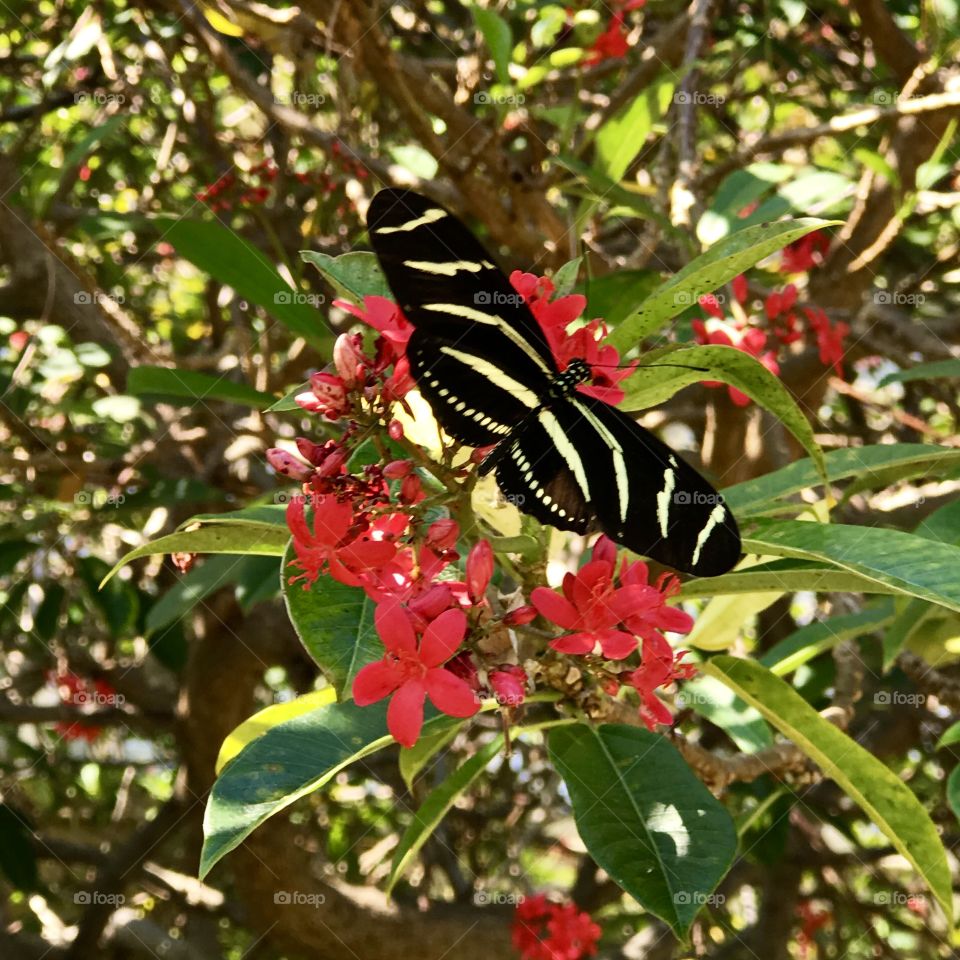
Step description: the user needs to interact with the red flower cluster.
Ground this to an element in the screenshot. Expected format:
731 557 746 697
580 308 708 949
48 672 118 743
531 536 695 729
512 895 601 960
781 230 830 273
693 273 849 402
510 271 636 404
195 160 276 212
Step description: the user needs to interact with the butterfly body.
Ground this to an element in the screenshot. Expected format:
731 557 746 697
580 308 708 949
367 188 741 577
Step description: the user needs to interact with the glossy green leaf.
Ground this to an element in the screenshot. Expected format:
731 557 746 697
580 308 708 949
947 767 960 823
761 603 895 676
622 344 825 484
302 250 390 301
388 735 503 891
399 721 464 792
128 365 275 408
684 589 783 651
595 76 674 181
608 218 841 351
281 541 380 699
722 444 960 516
266 380 310 412
201 701 459 878
472 8 513 85
879 359 960 388
705 656 953 921
744 519 960 615
102 521 290 587
549 723 737 936
552 256 582 297
157 218 329 348
937 722 960 751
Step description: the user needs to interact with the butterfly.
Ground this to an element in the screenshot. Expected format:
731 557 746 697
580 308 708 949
366 188 740 576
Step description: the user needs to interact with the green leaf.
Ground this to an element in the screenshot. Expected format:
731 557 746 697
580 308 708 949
302 250 391 301
399 722 465 792
622 345 826 485
472 8 513 86
200 700 458 878
680 559 914 598
879 359 960 387
723 444 960 517
744 519 960 615
936 721 960 751
187 505 288 528
548 723 737 936
704 656 953 921
388 735 504 891
677 676 773 752
266 381 310 412
760 603 895 676
947 767 960 823
128 366 276 407
583 269 661 327
683 588 783 651
156 218 329 348
595 76 675 181
102 521 290 587
552 256 582 297
608 218 841 351
281 542 380 699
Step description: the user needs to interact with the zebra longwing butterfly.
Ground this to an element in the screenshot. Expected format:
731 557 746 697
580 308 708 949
367 188 741 577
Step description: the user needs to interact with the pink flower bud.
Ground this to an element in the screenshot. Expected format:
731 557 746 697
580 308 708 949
426 519 459 552
388 419 404 440
446 651 480 691
318 447 348 478
466 540 494 603
503 605 537 626
409 582 454 622
295 437 327 466
333 333 365 387
383 459 413 479
266 448 313 481
490 666 526 707
400 474 424 504
309 372 350 419
591 535 617 568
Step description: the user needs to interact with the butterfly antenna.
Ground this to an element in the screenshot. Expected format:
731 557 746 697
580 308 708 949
588 361 710 374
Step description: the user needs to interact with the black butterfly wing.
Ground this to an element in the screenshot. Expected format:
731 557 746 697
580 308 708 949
482 393 740 576
368 189 559 445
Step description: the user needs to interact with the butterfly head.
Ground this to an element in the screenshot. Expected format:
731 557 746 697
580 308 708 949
556 358 592 393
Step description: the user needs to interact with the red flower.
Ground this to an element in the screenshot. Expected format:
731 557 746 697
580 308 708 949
426 518 459 552
490 665 527 707
781 231 829 273
303 372 351 419
286 494 396 588
51 673 118 743
533 538 694 661
584 12 630 65
352 604 480 747
804 306 849 377
622 642 696 731
466 539 494 603
508 271 635 405
513 895 601 960
335 295 413 360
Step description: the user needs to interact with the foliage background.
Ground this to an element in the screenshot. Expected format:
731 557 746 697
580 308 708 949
1 0 959 957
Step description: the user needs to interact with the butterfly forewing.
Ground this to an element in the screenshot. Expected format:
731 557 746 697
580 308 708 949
366 187 742 577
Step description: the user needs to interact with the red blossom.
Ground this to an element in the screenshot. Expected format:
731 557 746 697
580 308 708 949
512 895 601 960
503 605 538 626
622 641 696 731
466 539 494 603
781 231 830 273
426 518 459 552
490 665 527 707
352 604 480 747
286 494 397 589
584 12 630 65
804 306 849 377
335 295 413 360
50 673 118 743
304 371 352 419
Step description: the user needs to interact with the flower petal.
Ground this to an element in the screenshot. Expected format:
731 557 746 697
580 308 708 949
531 586 580 630
375 601 417 655
419 607 467 667
425 668 480 718
387 679 426 748
549 632 595 655
597 629 638 660
352 660 403 705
